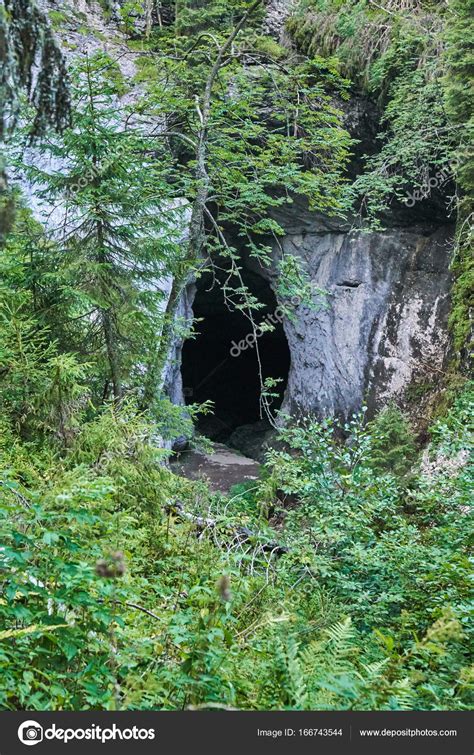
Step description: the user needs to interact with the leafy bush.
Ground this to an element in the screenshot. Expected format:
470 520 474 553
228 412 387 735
257 400 473 709
1 390 471 710
287 0 457 226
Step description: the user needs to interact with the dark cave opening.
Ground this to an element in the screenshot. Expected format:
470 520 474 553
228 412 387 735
181 267 291 444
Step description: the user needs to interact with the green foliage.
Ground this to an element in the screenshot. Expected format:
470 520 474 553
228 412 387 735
12 52 183 402
248 34 288 60
48 10 70 30
258 398 472 709
127 4 352 409
442 0 474 198
288 0 457 226
140 27 352 225
0 374 472 710
174 0 265 36
368 405 417 478
119 1 145 37
1 467 126 709
449 239 474 355
0 0 70 138
0 0 471 714
442 0 474 358
429 381 473 456
288 0 471 355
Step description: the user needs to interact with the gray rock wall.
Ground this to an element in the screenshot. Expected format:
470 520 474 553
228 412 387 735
32 0 455 426
257 212 453 420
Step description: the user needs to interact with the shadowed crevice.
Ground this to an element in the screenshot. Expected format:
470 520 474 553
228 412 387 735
181 266 290 442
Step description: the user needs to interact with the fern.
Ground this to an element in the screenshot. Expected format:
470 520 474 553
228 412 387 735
325 618 358 661
0 624 67 641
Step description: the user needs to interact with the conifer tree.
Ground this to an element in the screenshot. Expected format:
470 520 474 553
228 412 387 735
20 53 181 401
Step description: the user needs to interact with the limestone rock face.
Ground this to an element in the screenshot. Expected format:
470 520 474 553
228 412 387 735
163 281 196 408
262 0 296 39
255 207 453 420
30 1 456 428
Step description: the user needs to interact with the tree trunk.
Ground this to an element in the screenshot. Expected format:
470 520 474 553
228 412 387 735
142 0 263 407
97 221 122 401
102 308 122 400
145 0 153 37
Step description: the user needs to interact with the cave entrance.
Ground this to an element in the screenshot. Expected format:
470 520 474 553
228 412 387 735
181 267 290 445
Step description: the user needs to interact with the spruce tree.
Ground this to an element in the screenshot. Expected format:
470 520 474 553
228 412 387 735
20 53 181 402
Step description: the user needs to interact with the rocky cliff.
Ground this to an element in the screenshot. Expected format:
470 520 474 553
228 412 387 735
255 202 453 423
25 0 456 433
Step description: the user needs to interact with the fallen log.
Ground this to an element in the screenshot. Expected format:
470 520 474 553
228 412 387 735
165 500 288 556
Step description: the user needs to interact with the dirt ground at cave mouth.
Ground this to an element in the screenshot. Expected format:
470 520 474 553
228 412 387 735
171 443 261 493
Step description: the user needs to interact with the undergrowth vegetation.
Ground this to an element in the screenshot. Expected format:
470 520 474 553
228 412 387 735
1 383 472 709
0 0 472 713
